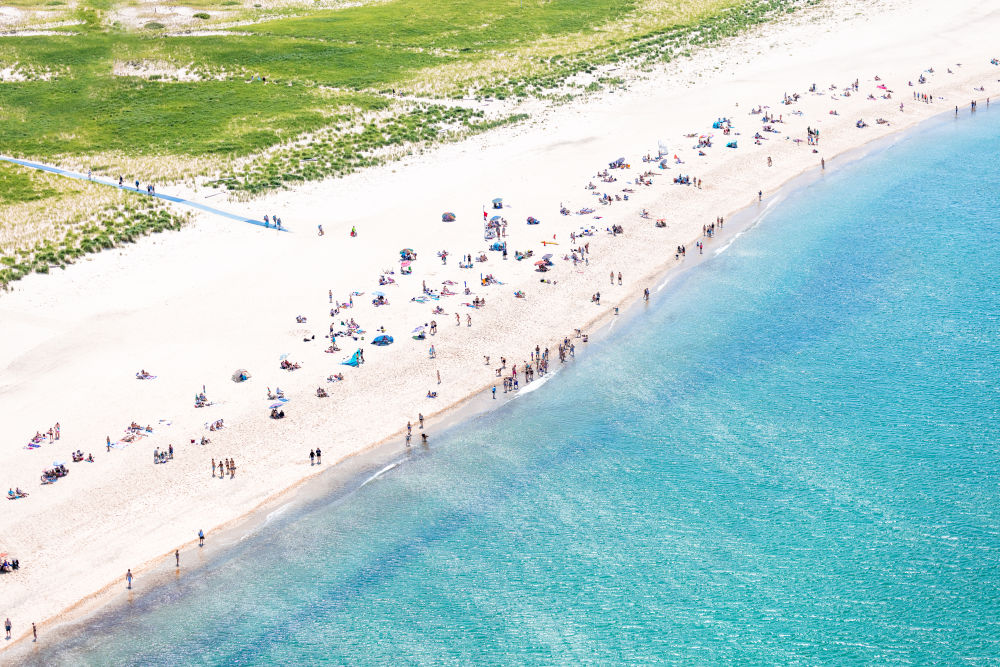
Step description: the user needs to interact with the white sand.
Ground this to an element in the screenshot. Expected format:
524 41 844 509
2 0 999 649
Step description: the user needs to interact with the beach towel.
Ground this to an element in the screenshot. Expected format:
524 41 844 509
341 349 362 367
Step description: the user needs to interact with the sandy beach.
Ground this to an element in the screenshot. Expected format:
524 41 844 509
2 0 999 650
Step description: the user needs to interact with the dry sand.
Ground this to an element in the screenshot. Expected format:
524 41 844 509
2 0 999 650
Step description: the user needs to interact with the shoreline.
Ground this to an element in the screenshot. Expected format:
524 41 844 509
5 99 994 660
3 0 1000 652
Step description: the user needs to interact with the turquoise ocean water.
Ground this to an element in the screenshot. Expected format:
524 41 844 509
36 109 1000 664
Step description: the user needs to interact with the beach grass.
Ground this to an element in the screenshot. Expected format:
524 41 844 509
0 179 189 288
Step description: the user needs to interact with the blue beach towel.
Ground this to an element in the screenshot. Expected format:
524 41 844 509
341 349 362 367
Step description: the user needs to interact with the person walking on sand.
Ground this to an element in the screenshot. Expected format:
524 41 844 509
437 370 441 384
758 190 762 201
315 447 321 464
407 421 412 436
107 435 111 452
175 550 180 568
211 458 215 477
466 314 472 327
310 450 315 465
5 617 11 639
492 385 497 399
199 529 205 547
644 288 650 301
32 623 36 642
456 313 460 326
617 272 622 285
610 271 614 285
419 413 424 429
126 569 133 589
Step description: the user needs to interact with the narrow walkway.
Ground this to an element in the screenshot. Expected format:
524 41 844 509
0 155 283 231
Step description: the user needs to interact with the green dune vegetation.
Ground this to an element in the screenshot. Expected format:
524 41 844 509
0 0 806 287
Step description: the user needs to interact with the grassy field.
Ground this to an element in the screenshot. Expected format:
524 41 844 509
1 0 800 163
0 0 803 286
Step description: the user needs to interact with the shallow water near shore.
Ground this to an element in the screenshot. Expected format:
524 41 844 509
27 108 1000 664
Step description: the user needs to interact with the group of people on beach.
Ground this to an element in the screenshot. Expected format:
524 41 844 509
211 458 237 478
153 444 174 464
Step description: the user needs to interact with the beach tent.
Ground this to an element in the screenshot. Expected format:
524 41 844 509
372 335 394 346
341 349 362 367
492 198 503 209
231 368 251 383
490 215 502 223
526 216 540 225
442 212 456 222
657 140 669 156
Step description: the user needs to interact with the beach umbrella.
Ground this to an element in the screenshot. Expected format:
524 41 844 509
373 291 386 297
534 260 546 266
490 215 502 222
279 353 289 361
268 402 284 409
53 460 65 467
400 260 411 267
411 325 426 333
542 254 553 261
231 368 250 382
492 198 502 204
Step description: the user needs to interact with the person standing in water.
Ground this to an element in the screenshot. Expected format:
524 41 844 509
125 569 133 589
